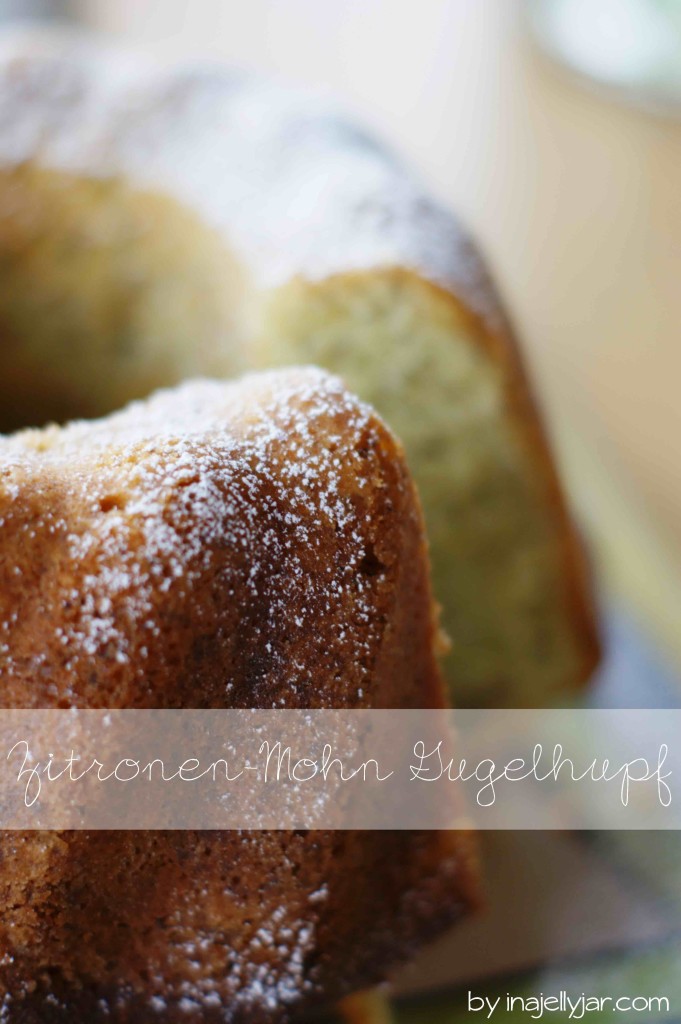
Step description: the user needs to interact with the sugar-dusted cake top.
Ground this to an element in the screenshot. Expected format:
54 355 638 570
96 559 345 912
0 367 422 709
0 26 503 331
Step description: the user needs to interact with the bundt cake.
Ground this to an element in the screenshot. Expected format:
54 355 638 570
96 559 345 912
0 27 599 707
0 366 478 1021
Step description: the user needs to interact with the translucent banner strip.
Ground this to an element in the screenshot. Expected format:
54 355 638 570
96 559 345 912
0 709 677 829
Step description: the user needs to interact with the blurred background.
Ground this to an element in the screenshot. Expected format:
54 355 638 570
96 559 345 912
3 0 680 1014
30 0 679 674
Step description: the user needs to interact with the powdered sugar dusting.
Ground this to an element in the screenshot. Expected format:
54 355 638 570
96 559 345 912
0 367 403 713
0 28 503 331
0 366 407 1013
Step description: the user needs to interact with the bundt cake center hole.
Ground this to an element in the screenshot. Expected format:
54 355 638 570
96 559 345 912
0 165 247 435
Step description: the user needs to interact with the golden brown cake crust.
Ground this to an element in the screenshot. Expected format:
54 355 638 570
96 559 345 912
0 368 478 1022
0 369 440 710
